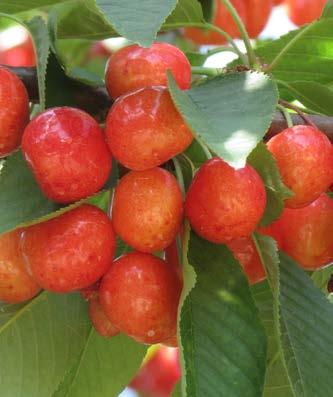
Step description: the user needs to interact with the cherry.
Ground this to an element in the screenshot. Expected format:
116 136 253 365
112 168 183 253
285 0 326 26
273 0 284 4
185 158 266 243
21 204 116 293
245 0 273 38
22 107 112 203
184 0 246 45
227 236 266 285
105 87 193 170
105 42 191 99
0 34 35 67
0 67 29 157
80 281 100 301
88 296 119 338
165 240 183 282
162 334 178 348
100 252 182 344
267 125 333 208
0 229 41 304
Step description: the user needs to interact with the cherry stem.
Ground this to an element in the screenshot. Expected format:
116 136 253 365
276 104 293 128
172 156 186 198
219 0 257 68
191 66 224 76
279 99 318 129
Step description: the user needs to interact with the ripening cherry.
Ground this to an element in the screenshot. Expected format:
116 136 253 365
245 0 273 38
100 252 182 344
0 34 35 67
227 236 266 285
22 107 112 203
80 281 100 301
105 42 191 99
184 0 246 45
88 296 119 338
21 204 116 293
112 168 183 253
165 240 183 282
267 125 333 208
0 67 29 157
285 0 326 26
185 158 266 244
162 334 178 348
0 229 41 303
273 0 284 4
105 87 193 170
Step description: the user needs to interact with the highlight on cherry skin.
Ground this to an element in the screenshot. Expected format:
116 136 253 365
0 66 29 157
22 106 112 204
21 204 116 293
100 251 182 345
112 167 183 253
105 42 191 99
267 125 333 209
105 86 193 171
88 295 120 338
185 157 267 244
0 229 41 304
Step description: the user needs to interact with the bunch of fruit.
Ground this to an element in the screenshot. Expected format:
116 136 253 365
0 40 332 348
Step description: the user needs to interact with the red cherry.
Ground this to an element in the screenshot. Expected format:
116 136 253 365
130 346 181 397
273 0 284 4
105 42 191 99
245 0 273 38
165 239 183 282
105 87 193 170
185 158 266 243
267 126 333 209
88 296 119 338
100 252 182 344
21 204 116 293
184 0 246 45
112 168 183 253
80 281 100 301
285 0 326 26
0 66 29 157
22 107 112 203
0 229 41 303
227 236 266 285
258 219 285 249
162 334 178 348
0 35 35 67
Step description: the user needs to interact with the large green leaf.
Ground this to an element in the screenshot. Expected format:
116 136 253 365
0 0 65 14
0 293 90 397
179 231 267 397
168 72 278 167
248 142 293 226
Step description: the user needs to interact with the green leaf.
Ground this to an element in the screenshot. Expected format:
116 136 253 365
0 301 26 327
168 72 278 167
322 1 333 17
53 333 147 397
311 264 333 294
180 231 267 397
0 292 90 397
248 142 293 226
172 381 182 397
96 0 177 47
0 151 57 235
0 0 65 14
163 0 203 29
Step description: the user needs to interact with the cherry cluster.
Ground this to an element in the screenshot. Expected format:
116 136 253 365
0 39 332 346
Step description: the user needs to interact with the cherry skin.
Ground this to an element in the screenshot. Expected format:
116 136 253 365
112 168 183 253
285 0 326 26
267 125 333 208
105 42 191 99
0 34 35 67
0 67 29 157
162 334 178 348
184 0 246 45
165 239 183 282
185 158 266 244
227 236 266 285
88 296 119 338
22 107 112 203
21 204 116 293
80 281 100 301
245 0 273 38
105 87 193 170
100 252 182 344
0 229 41 304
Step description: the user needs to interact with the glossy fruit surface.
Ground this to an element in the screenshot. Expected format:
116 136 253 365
105 42 191 99
22 205 116 293
227 236 266 285
0 229 41 303
245 0 273 38
165 240 183 282
105 87 193 170
22 107 112 203
185 158 266 243
100 252 182 344
184 0 246 45
270 194 333 270
0 67 29 157
285 0 326 26
267 126 333 208
89 296 119 338
0 35 35 67
112 168 183 253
